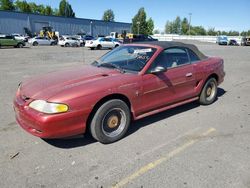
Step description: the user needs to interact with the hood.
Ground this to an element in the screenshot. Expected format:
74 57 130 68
20 65 121 100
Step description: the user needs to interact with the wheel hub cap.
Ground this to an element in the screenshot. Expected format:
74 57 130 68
207 87 212 96
107 116 119 128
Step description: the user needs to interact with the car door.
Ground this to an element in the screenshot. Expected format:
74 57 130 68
101 38 110 48
106 38 114 48
5 36 15 46
140 47 197 113
36 37 43 45
66 37 72 45
44 37 51 45
1 37 9 46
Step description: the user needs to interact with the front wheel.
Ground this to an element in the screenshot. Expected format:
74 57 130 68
17 43 24 48
90 99 131 144
199 78 218 105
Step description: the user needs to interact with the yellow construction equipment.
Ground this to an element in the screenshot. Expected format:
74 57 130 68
40 26 58 40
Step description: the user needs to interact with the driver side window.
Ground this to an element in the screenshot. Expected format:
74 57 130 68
149 47 190 71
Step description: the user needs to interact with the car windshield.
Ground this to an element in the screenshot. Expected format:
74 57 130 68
219 36 228 40
92 46 157 72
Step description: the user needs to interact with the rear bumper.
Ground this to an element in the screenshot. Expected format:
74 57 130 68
13 95 89 139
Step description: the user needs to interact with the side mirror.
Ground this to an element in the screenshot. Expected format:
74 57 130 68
150 66 166 74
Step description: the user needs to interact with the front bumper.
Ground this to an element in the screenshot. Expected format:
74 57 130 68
13 93 89 139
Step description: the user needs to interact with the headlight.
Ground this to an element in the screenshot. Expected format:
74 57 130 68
29 100 69 114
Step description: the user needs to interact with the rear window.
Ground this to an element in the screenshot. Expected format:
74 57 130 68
187 49 200 62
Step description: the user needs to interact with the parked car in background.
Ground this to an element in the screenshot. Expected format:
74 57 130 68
58 36 81 47
14 41 225 143
0 34 25 48
216 36 228 45
83 35 94 41
85 37 120 50
11 33 28 42
28 37 56 46
241 36 250 46
124 34 158 43
228 39 239 46
75 35 95 46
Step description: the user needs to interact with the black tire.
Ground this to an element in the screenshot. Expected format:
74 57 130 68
33 41 38 46
199 78 218 105
50 42 55 46
96 44 102 50
61 45 64 47
115 44 119 48
17 43 24 48
90 47 95 50
65 43 70 47
90 99 131 144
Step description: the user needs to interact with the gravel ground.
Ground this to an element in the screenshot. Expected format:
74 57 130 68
0 43 250 188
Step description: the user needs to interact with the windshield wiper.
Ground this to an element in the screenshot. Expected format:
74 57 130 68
98 62 125 73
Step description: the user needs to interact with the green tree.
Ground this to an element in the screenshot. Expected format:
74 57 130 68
15 0 32 13
132 7 148 35
221 31 228 35
102 9 115 21
28 3 44 14
172 16 181 34
227 30 239 36
241 30 250 36
146 17 154 35
181 17 189 34
0 0 15 10
44 5 53 15
207 27 217 36
58 0 75 17
153 29 160 34
165 21 173 34
190 26 207 35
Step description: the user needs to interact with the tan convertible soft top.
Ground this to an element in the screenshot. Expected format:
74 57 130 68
135 41 208 60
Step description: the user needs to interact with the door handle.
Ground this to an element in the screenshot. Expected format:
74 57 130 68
186 73 193 77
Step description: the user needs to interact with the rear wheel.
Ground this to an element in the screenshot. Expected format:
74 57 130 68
97 44 102 50
115 44 119 48
90 99 131 144
65 43 70 47
199 78 218 105
33 41 38 46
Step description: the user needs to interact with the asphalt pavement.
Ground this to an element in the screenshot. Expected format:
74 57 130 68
0 42 250 188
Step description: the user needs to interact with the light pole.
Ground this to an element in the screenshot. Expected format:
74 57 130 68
90 21 93 36
137 21 140 35
188 13 192 36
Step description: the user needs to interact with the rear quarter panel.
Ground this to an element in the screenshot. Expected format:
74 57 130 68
193 57 225 95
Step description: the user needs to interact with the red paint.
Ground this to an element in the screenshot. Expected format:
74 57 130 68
13 44 225 138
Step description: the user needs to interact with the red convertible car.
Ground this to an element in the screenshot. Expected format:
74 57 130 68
14 41 225 143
